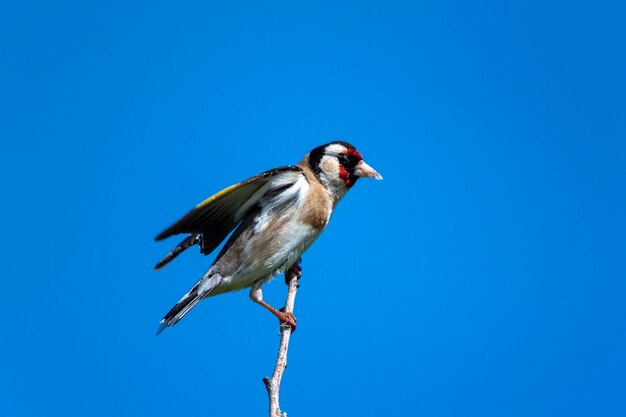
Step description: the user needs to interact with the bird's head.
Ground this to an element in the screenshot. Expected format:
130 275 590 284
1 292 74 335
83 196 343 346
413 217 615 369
305 141 382 199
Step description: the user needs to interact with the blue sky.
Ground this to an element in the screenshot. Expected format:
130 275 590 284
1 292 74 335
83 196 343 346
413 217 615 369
1 1 625 416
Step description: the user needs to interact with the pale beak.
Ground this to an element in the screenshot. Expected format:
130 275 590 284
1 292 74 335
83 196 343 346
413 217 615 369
353 160 383 180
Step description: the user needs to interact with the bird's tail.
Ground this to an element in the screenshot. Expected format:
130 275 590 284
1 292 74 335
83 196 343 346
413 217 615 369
156 270 222 335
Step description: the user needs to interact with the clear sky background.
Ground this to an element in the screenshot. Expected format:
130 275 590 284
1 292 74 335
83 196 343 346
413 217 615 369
1 1 625 416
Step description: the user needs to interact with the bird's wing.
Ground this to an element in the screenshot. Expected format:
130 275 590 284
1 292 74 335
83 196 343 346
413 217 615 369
154 165 303 269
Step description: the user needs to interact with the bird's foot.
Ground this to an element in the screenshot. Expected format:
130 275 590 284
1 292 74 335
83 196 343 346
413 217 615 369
276 310 297 332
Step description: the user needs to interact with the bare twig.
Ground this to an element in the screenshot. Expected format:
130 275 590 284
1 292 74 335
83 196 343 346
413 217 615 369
263 262 301 417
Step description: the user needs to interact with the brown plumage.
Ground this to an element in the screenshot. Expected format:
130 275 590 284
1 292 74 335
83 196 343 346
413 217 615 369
296 159 333 230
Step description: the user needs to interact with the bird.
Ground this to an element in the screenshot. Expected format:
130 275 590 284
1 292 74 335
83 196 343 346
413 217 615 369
154 141 382 334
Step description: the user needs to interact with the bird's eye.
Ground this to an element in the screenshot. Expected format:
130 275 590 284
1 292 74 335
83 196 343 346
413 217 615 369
337 154 350 165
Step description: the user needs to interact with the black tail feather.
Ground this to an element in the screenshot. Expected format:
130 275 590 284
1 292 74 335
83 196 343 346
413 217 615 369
156 271 222 335
156 289 203 335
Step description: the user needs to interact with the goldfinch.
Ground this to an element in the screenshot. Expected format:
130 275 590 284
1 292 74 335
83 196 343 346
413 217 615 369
155 141 382 334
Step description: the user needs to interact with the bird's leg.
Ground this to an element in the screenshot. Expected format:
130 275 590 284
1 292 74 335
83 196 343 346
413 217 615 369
250 284 297 331
285 258 302 284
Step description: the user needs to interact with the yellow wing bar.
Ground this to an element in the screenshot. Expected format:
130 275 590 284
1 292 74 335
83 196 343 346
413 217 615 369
195 183 243 209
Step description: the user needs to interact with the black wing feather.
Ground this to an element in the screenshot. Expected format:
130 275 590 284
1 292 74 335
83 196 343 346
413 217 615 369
154 165 302 269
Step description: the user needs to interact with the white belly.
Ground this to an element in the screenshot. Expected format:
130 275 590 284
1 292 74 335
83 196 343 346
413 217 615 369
216 219 321 293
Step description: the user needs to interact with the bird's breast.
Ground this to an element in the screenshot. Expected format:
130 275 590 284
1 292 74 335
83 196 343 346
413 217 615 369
298 174 333 231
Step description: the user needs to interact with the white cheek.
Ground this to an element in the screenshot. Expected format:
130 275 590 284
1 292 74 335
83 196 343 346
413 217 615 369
320 157 344 188
320 157 338 173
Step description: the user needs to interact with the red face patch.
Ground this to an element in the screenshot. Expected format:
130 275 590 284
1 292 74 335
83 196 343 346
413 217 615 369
337 148 362 188
338 162 357 187
345 148 362 160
